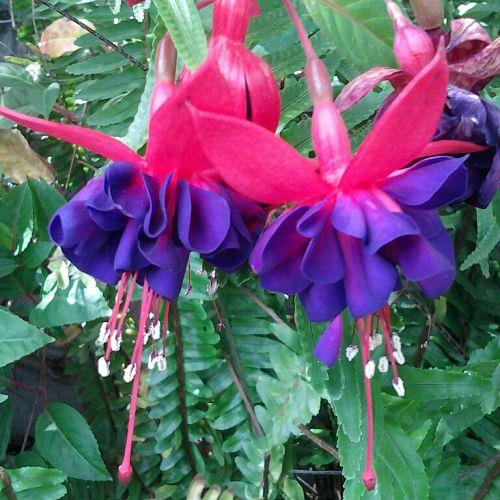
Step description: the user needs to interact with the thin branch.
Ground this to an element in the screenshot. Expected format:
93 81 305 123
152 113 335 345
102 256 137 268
262 452 271 500
460 453 500 481
240 287 287 327
473 459 500 500
413 313 432 367
36 0 148 71
171 301 196 473
0 468 16 500
298 424 340 461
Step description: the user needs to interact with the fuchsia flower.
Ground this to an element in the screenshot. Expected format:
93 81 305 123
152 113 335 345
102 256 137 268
192 0 484 489
0 0 279 483
336 0 499 208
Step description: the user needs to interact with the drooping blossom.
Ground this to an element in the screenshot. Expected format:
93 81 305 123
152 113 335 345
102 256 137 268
0 0 279 482
192 0 483 489
335 0 499 208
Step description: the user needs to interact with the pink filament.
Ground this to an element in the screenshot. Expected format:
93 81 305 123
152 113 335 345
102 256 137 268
118 281 154 484
357 318 377 491
379 306 400 383
161 301 170 356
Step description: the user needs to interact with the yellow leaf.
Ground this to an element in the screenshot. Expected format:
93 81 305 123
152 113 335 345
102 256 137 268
0 129 55 183
39 18 95 58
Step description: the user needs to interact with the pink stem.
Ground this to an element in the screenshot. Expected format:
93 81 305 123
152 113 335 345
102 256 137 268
118 281 154 484
357 319 377 491
282 0 316 60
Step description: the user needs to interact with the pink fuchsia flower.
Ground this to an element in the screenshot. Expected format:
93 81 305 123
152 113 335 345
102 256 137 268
192 0 482 489
336 0 498 208
0 0 277 479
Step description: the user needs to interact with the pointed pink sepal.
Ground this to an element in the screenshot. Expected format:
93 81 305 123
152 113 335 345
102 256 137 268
0 106 143 164
340 43 448 190
419 140 488 157
192 109 330 205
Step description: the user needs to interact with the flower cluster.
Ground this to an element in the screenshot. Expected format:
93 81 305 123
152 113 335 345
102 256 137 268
1 0 498 490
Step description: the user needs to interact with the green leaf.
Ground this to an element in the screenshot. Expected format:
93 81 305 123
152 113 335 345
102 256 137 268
0 399 13 461
398 366 493 401
0 183 33 254
22 241 54 269
35 403 111 481
41 83 60 119
27 179 65 241
304 0 395 72
0 308 53 368
0 251 18 277
153 0 207 70
30 272 111 328
0 467 67 500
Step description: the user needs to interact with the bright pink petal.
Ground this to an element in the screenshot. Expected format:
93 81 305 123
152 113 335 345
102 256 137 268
240 48 280 131
192 109 330 205
335 67 404 113
419 140 488 158
340 45 448 190
0 106 142 164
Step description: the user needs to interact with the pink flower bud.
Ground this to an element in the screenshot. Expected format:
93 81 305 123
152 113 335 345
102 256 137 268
387 0 435 76
409 0 444 30
362 469 377 490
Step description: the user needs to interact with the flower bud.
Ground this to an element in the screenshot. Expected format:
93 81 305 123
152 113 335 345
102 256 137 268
409 0 444 30
387 0 435 76
362 469 377 490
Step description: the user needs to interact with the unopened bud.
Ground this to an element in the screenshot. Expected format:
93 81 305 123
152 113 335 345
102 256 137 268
97 357 110 377
387 0 435 76
378 356 389 373
364 360 376 379
346 344 358 361
409 0 444 30
392 377 405 396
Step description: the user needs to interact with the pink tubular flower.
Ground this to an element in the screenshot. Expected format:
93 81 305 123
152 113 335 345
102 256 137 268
192 0 483 489
0 0 278 483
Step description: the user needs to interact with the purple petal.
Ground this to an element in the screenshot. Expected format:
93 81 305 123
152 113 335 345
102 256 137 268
314 316 343 367
358 191 420 253
114 219 149 272
339 235 398 318
297 201 329 237
299 281 347 322
145 249 189 301
139 232 184 271
331 193 366 239
104 162 149 219
142 173 172 238
176 181 231 254
383 156 468 209
301 221 345 283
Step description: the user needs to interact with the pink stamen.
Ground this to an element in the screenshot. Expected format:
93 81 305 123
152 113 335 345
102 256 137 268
161 301 170 356
105 272 139 360
107 273 129 336
357 318 377 491
118 281 154 484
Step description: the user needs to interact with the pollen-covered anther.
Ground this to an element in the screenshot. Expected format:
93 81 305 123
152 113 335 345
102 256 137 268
143 327 152 346
364 360 376 379
97 322 109 345
148 353 157 370
369 333 383 351
156 354 167 371
97 357 110 377
152 321 161 340
207 277 219 296
346 344 358 361
393 349 406 365
378 356 389 373
123 363 137 383
110 331 122 352
391 333 402 351
392 377 405 397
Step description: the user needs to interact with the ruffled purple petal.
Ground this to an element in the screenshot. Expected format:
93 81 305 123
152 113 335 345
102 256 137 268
176 181 231 254
297 201 329 237
331 193 366 238
314 316 343 367
339 235 398 318
384 156 468 209
104 162 149 219
142 173 172 238
299 281 346 323
114 219 149 272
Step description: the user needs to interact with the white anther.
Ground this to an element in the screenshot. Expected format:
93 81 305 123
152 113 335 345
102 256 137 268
364 360 376 379
207 279 219 297
392 377 405 397
110 332 122 352
392 333 401 351
97 357 110 377
156 355 166 371
393 349 406 365
149 312 155 320
152 321 161 340
97 322 109 345
143 326 152 345
369 333 383 351
123 363 137 383
378 356 389 373
148 353 157 370
346 345 358 361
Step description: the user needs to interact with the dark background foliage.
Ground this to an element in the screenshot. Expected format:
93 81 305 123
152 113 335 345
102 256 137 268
0 0 498 498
